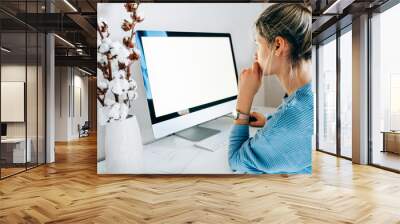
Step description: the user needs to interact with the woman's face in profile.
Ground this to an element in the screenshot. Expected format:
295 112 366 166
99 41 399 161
256 33 285 75
255 33 271 76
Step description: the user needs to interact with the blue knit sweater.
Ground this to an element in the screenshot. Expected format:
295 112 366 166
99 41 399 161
228 83 314 174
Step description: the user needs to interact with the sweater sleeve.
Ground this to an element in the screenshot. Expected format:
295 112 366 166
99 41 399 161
228 124 274 174
228 106 312 174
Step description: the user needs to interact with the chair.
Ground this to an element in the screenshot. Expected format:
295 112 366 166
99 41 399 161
78 121 90 138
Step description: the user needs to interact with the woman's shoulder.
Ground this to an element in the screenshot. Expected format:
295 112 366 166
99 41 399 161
261 93 314 135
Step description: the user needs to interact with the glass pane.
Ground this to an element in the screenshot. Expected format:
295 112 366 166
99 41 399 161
371 3 400 171
38 32 45 165
27 31 38 169
318 37 337 154
1 31 27 177
340 29 352 158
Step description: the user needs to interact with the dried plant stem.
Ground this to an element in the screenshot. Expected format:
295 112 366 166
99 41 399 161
97 87 105 106
97 25 104 39
107 57 113 81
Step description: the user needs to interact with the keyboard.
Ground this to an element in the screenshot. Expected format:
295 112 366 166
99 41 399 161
194 131 230 152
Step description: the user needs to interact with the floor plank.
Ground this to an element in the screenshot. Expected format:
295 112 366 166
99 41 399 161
0 134 400 223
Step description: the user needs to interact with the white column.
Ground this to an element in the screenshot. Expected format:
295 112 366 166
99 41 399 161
45 0 55 163
352 14 369 164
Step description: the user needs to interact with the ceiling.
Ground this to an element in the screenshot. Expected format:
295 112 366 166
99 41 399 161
0 0 393 73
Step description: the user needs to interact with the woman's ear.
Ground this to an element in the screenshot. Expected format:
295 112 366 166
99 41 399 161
274 36 286 57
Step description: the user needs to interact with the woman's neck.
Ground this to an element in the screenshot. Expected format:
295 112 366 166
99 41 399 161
275 60 311 96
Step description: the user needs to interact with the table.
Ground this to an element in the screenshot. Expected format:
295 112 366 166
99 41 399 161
98 106 276 174
1 138 32 164
381 131 400 154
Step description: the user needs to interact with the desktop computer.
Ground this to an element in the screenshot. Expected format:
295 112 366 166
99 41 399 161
133 30 238 145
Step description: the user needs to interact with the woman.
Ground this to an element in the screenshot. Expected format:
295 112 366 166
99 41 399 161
229 3 313 174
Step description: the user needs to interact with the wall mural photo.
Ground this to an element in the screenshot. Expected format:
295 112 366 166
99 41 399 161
97 2 314 175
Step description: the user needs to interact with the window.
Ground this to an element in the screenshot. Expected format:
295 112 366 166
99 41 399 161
340 28 352 158
0 1 47 179
317 36 337 154
370 2 400 171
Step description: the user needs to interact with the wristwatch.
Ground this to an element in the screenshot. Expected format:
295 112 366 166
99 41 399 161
232 109 250 121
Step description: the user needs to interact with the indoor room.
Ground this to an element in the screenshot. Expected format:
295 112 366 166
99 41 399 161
0 0 399 223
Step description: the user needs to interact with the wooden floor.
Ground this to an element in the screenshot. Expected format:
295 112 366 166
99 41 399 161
1 135 400 224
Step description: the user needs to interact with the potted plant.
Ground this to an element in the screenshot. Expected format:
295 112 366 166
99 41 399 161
97 2 144 173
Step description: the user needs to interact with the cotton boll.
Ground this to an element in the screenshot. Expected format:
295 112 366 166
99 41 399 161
110 41 122 50
128 79 137 90
110 60 119 76
111 70 122 79
98 54 108 65
110 42 123 57
127 90 134 100
128 90 138 100
98 79 108 90
102 37 112 46
109 79 123 95
97 52 108 64
120 47 130 58
104 89 116 106
108 103 121 120
120 79 129 92
110 47 119 57
97 69 107 83
119 93 128 102
98 43 110 53
117 54 130 66
118 70 127 79
97 68 103 78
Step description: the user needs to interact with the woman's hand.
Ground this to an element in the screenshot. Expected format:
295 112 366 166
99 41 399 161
236 61 263 115
249 112 266 127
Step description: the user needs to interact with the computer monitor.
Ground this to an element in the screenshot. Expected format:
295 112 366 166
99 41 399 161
1 123 7 138
136 30 238 141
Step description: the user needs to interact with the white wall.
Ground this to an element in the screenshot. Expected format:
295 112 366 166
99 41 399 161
98 3 283 107
1 64 46 163
1 65 38 138
55 67 69 141
72 73 89 138
55 67 89 141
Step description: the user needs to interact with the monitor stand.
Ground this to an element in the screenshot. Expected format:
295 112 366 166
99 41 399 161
175 126 221 142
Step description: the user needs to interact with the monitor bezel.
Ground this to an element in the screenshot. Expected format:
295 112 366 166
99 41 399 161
135 30 239 125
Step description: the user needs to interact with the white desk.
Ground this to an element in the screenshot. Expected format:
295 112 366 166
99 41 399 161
98 106 276 174
1 138 32 163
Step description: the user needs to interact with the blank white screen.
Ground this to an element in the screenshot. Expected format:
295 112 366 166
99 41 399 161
142 36 238 117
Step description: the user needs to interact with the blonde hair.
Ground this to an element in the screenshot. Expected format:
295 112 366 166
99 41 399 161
255 3 312 67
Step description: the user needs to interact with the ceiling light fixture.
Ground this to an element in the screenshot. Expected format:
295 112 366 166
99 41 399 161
323 0 354 15
1 47 11 53
54 34 75 48
78 67 93 76
63 0 78 12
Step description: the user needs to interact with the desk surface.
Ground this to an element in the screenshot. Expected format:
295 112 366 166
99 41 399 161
1 138 28 143
381 131 400 134
98 106 276 174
